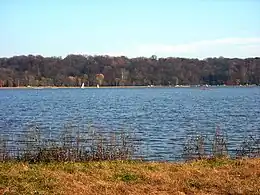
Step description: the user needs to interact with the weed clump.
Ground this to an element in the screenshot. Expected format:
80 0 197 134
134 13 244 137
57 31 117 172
0 124 138 162
182 126 259 161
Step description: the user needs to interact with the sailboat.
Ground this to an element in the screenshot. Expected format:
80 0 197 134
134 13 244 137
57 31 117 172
81 83 85 89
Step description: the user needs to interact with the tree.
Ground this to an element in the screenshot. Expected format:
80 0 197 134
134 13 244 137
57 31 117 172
150 55 157 60
96 74 104 86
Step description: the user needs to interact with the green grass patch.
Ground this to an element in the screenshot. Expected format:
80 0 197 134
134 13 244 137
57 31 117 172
191 157 235 168
114 172 139 182
146 165 159 171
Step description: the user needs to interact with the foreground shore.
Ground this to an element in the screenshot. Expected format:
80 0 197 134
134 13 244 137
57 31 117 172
0 158 259 195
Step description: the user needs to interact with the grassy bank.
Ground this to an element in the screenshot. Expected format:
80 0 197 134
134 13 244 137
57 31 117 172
0 158 259 195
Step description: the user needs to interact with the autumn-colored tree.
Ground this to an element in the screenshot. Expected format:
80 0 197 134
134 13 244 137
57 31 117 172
96 73 104 86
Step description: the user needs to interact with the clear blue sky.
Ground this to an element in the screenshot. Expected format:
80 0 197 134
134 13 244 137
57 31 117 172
0 0 260 58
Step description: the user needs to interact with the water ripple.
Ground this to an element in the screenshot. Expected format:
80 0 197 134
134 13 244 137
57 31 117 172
0 87 260 160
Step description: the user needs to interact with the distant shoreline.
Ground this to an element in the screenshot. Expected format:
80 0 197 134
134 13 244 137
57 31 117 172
0 86 154 89
0 84 258 89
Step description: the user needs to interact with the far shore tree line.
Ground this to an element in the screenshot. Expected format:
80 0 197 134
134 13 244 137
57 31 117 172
0 54 260 87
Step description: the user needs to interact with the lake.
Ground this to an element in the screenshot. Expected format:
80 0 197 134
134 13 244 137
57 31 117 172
0 87 259 161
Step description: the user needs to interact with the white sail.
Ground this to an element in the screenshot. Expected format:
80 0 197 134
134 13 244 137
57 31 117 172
81 83 85 88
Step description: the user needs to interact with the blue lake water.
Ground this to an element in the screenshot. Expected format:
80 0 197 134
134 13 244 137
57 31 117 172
0 87 259 160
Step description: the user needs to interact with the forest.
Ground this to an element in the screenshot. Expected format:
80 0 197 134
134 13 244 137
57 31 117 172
0 54 260 87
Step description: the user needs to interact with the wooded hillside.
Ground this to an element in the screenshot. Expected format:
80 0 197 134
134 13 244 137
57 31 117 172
0 55 259 87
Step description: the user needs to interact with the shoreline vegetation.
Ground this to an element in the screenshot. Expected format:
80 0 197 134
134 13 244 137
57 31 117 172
0 124 259 162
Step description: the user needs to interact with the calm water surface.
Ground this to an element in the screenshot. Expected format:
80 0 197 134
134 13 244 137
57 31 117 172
0 87 259 160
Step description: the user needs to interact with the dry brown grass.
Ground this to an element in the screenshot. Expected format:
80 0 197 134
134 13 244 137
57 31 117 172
0 158 259 195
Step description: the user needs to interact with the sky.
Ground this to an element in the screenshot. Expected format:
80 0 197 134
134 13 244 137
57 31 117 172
0 0 260 59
